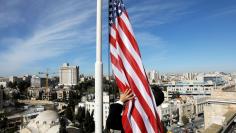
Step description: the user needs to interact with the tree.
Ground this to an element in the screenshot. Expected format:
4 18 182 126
182 115 189 125
59 117 67 133
171 91 180 99
7 81 14 88
68 91 76 109
63 91 67 102
0 85 4 90
17 81 30 96
84 110 95 133
50 91 57 101
76 107 85 124
65 106 74 122
38 91 43 100
0 114 8 132
79 123 85 133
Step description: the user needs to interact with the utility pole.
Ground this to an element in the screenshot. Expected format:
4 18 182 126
95 0 103 132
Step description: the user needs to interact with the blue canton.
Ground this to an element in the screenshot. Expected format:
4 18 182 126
109 0 126 26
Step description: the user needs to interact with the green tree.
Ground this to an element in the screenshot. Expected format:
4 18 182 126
65 106 74 122
171 91 180 99
84 110 95 133
0 85 4 90
59 117 67 133
79 123 85 133
182 115 189 125
17 81 30 96
63 91 67 102
76 107 85 124
50 91 57 101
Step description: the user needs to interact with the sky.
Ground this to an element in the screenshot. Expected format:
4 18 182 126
0 0 236 76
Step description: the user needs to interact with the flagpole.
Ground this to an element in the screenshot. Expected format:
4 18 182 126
95 0 103 132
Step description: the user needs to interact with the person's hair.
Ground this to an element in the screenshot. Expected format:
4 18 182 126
152 87 164 106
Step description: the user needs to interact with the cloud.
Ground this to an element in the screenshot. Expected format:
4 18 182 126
136 32 165 48
0 0 96 75
127 0 195 28
210 6 236 18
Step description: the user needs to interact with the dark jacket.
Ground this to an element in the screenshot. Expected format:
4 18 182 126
106 103 124 132
106 88 164 132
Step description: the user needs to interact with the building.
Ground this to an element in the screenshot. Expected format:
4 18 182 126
196 73 225 86
147 70 159 84
166 80 215 96
0 81 7 88
59 63 79 86
157 102 179 126
31 75 46 88
182 73 196 80
79 92 110 128
176 97 195 125
193 96 208 116
9 76 22 83
20 110 79 133
203 87 236 132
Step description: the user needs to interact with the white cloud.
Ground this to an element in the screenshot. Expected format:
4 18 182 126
210 6 236 18
0 0 96 75
127 0 195 28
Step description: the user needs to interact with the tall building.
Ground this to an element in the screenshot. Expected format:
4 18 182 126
147 70 159 84
59 63 79 86
31 75 46 88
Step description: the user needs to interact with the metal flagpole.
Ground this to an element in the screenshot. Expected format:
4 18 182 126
95 0 103 132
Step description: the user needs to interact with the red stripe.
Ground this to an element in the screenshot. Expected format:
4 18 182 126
110 53 122 71
115 28 152 97
118 15 141 57
116 55 159 133
114 75 127 93
109 5 163 133
131 104 148 133
109 35 116 48
122 104 132 133
123 67 159 133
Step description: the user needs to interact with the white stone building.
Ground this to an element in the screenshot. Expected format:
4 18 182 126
79 92 110 128
147 70 159 84
31 75 46 88
193 96 208 116
59 63 79 86
167 80 214 96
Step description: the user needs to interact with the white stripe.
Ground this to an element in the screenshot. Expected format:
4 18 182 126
130 116 142 133
111 64 129 86
116 43 156 117
110 27 116 39
110 44 129 86
117 24 146 77
135 99 155 133
110 44 118 58
120 13 134 36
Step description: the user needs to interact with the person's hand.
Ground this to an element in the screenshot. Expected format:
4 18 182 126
120 89 135 103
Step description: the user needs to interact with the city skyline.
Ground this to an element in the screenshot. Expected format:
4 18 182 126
0 0 236 76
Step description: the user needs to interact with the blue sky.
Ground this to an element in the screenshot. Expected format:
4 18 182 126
0 0 236 76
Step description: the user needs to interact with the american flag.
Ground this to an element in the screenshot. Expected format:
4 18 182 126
109 0 163 133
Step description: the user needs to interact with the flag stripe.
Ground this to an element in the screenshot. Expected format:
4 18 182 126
116 27 152 97
109 0 163 132
118 14 140 56
114 40 159 132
